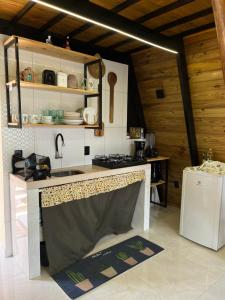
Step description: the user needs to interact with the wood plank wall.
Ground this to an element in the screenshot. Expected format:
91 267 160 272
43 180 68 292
132 28 225 206
132 48 191 206
184 29 225 162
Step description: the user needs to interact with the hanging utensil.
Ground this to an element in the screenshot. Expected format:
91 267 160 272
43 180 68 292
107 72 117 123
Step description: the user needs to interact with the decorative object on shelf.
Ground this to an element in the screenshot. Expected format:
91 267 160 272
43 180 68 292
94 122 104 137
64 36 71 50
67 74 78 89
77 73 87 89
20 67 34 82
42 70 56 85
46 35 52 44
88 54 105 79
129 127 144 139
87 78 95 91
83 107 97 125
57 72 68 88
108 72 117 123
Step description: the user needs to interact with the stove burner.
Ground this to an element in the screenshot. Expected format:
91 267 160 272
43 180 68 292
93 154 147 169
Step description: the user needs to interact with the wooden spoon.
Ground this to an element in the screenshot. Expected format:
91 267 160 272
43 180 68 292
108 72 117 123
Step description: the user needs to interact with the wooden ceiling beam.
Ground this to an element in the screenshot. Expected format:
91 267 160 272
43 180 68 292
112 0 140 13
88 0 195 48
39 12 66 32
127 44 149 54
69 0 140 42
42 0 178 52
68 23 92 38
155 7 213 32
108 38 132 49
9 2 36 24
173 22 215 38
136 0 194 23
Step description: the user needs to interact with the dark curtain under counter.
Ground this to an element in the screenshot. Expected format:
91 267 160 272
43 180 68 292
41 171 144 274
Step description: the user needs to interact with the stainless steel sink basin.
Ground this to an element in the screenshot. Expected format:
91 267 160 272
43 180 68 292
51 170 84 177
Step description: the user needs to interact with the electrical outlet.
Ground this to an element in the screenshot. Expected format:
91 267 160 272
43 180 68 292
84 146 90 156
174 181 179 188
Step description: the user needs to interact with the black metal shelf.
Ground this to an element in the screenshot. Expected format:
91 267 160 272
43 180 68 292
4 36 103 129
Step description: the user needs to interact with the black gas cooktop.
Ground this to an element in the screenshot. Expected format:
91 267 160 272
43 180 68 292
92 154 147 169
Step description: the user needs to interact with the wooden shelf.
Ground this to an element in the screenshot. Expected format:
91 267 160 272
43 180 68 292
23 124 99 129
151 180 166 187
6 80 99 96
147 156 170 162
4 36 98 64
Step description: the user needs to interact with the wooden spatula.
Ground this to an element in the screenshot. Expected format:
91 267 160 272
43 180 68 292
108 72 117 123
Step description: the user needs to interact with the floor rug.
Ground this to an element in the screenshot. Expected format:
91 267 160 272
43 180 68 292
52 235 164 299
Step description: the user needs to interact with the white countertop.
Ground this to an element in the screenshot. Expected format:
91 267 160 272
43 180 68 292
10 164 151 190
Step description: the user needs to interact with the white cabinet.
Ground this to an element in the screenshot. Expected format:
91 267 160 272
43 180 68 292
180 170 225 250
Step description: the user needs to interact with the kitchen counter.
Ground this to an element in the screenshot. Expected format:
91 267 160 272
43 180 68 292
10 164 151 279
10 164 150 190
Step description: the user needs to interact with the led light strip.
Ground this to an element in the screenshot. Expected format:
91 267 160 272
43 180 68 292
31 0 178 54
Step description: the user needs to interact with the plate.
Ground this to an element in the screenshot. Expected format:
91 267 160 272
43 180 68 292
83 107 97 125
63 119 83 125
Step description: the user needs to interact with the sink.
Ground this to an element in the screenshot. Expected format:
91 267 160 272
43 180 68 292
51 170 84 177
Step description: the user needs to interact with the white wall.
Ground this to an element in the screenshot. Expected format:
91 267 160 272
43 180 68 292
0 34 132 255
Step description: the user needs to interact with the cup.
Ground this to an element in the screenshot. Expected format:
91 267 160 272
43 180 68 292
88 78 95 91
22 114 29 124
11 114 19 123
29 114 41 124
41 115 53 124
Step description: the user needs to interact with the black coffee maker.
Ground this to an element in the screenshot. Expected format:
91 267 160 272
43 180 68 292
134 141 146 159
145 132 158 158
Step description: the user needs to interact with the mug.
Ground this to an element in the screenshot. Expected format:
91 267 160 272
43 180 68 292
11 114 19 123
41 115 53 124
22 114 29 124
29 114 41 124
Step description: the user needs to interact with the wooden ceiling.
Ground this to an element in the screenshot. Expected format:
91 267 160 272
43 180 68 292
0 0 215 54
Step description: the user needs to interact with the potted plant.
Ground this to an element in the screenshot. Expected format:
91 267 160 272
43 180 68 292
99 264 118 278
128 240 154 256
116 252 137 266
66 271 93 292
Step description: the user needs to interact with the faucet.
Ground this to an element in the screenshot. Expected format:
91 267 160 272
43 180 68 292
55 133 65 159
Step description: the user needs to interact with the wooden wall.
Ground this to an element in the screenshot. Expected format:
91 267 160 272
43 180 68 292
132 28 225 206
132 47 191 206
184 29 225 161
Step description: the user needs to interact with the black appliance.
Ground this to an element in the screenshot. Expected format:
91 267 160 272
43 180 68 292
134 141 146 159
92 154 147 169
145 132 158 158
42 70 56 85
12 152 51 181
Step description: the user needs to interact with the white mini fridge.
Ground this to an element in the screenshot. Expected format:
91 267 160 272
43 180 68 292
180 169 225 250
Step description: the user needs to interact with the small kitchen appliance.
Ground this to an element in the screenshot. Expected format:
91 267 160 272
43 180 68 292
92 154 146 169
145 132 158 158
134 141 146 159
12 152 51 181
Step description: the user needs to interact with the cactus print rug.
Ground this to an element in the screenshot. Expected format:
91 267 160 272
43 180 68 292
52 235 164 299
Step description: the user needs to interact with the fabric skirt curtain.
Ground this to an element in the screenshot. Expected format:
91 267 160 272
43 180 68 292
41 181 142 274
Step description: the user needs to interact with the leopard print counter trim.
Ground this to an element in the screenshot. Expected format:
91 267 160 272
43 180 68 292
41 170 145 208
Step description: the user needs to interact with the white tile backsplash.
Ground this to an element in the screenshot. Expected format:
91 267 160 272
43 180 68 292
34 128 61 169
61 128 85 167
